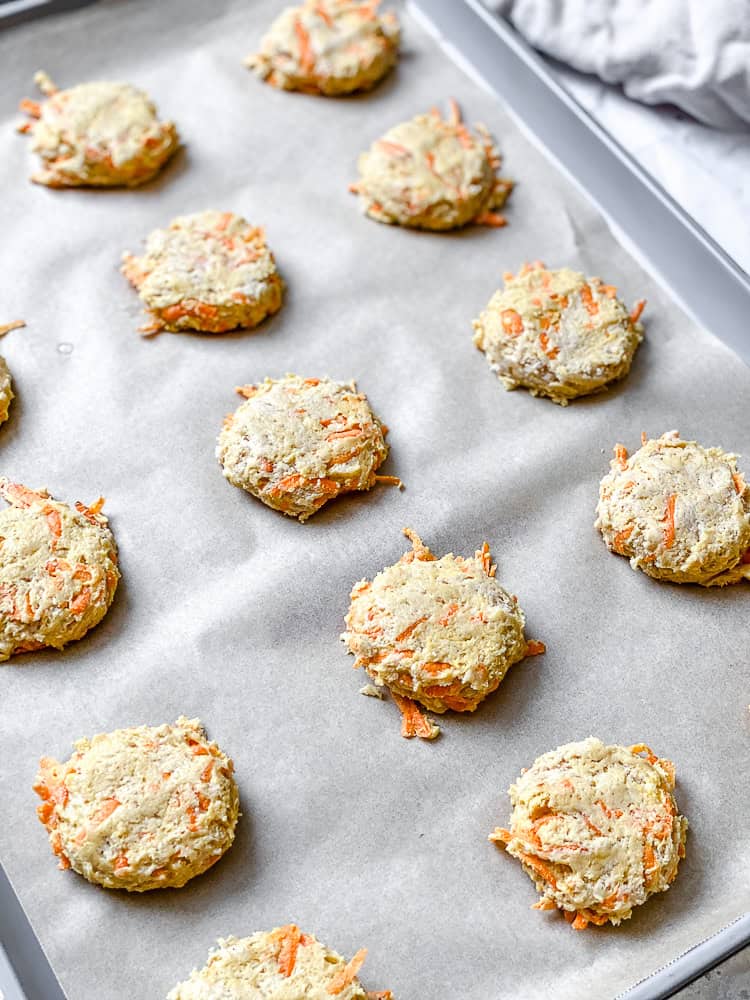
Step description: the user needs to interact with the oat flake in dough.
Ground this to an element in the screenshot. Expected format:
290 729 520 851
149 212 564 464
122 210 284 335
217 375 397 521
17 71 179 188
342 528 544 738
246 0 400 96
0 480 119 661
472 261 644 404
351 101 513 230
34 717 239 891
167 926 384 999
596 430 750 585
491 738 687 930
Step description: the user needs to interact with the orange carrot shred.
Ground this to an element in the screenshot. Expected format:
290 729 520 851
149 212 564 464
391 693 438 740
275 924 302 977
475 211 507 228
614 444 628 470
501 308 523 336
525 640 546 656
630 299 646 323
662 493 677 549
327 948 367 995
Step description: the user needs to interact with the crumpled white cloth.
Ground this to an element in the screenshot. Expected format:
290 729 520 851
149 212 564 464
489 0 750 129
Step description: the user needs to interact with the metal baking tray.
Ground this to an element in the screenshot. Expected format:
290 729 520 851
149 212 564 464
1 0 749 997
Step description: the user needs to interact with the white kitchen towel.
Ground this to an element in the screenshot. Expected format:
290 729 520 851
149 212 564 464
488 0 750 129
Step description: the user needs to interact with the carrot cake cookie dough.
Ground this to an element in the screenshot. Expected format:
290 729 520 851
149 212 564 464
34 717 239 891
17 71 178 188
472 262 644 404
490 738 687 929
0 356 13 426
342 528 544 739
122 210 283 334
0 480 119 661
217 375 398 521
167 926 389 999
596 430 750 585
351 101 513 230
246 0 400 96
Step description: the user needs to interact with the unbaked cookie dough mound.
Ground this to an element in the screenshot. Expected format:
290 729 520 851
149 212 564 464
343 528 544 737
490 738 687 930
596 431 750 586
17 71 179 188
167 926 386 999
122 211 284 335
0 480 119 661
0 356 14 425
217 375 398 521
246 0 400 96
473 262 644 404
351 101 513 230
34 717 239 891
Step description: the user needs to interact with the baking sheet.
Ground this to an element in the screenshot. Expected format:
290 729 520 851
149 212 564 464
0 1 749 998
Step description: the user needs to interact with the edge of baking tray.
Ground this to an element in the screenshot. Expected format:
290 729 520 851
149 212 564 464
409 0 750 370
409 0 750 995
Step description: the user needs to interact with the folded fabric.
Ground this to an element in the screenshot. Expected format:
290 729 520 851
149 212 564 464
488 0 750 129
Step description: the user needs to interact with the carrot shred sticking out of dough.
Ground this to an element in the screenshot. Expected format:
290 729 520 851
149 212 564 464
401 527 436 562
661 494 677 549
327 948 368 995
630 300 646 323
75 497 106 525
614 444 628 471
374 475 403 489
525 640 546 656
0 319 25 337
475 211 507 228
377 139 410 157
613 525 633 555
629 743 659 766
293 17 316 74
732 472 745 494
273 924 302 977
391 693 439 740
476 541 496 577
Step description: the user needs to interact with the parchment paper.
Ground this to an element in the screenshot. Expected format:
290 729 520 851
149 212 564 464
0 2 748 998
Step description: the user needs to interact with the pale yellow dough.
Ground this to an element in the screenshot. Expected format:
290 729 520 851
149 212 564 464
596 431 750 585
34 717 239 891
472 262 644 404
0 480 119 661
246 0 400 96
490 737 687 929
167 927 379 999
18 71 178 188
122 210 284 334
217 375 394 521
342 528 540 716
0 357 13 425
352 103 513 230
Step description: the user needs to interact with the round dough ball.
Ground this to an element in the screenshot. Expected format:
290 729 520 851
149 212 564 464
217 375 394 521
0 356 14 425
596 431 750 586
17 71 178 188
490 737 687 929
246 0 400 96
352 103 513 230
167 926 375 999
34 717 239 891
472 262 644 404
343 528 538 714
122 210 284 335
0 480 119 661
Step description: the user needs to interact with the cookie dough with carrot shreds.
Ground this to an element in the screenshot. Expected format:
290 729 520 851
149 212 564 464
0 320 24 425
246 0 400 96
472 262 644 404
490 738 688 930
167 926 391 999
217 375 399 521
34 717 239 891
17 71 178 188
0 480 119 661
351 100 513 230
342 528 544 740
122 211 284 335
596 430 750 586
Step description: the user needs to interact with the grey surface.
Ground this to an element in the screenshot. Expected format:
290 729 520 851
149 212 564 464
678 948 750 1000
0 1 750 999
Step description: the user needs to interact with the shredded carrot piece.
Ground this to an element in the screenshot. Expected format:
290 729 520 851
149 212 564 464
732 472 745 494
539 332 559 360
326 425 362 441
327 948 367 995
518 851 558 889
489 827 512 845
438 603 459 626
91 797 120 826
274 924 302 977
525 640 546 656
613 525 633 554
614 444 628 471
641 431 648 446
580 285 598 316
630 299 646 323
401 527 436 562
294 17 315 73
377 139 410 157
19 98 41 118
313 3 334 28
374 475 402 488
662 494 677 549
571 912 589 930
601 284 617 298
113 853 129 871
391 693 438 740
447 98 461 125
200 760 214 782
395 617 427 642
630 743 659 765
0 320 25 337
69 589 91 615
501 308 523 336
475 211 507 228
